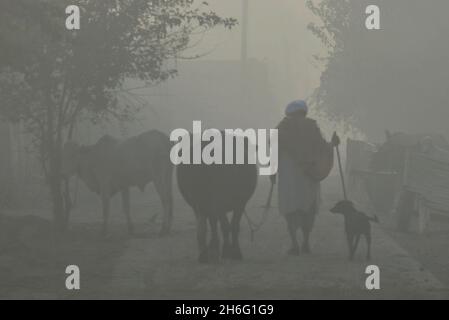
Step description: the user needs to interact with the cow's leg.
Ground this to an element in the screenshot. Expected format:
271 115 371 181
154 171 173 236
196 212 209 263
162 166 174 234
208 215 220 263
230 209 244 260
220 214 232 259
121 188 134 235
285 212 300 256
101 189 110 237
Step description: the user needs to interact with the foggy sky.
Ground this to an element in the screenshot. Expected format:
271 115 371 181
186 0 325 106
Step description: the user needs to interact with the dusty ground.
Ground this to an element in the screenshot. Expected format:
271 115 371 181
0 217 126 299
0 177 448 299
386 218 449 288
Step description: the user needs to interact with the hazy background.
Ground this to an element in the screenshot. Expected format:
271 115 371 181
191 0 323 97
109 0 328 144
1 0 449 300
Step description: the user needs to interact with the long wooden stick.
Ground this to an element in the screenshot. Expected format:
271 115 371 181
264 181 274 209
335 143 348 200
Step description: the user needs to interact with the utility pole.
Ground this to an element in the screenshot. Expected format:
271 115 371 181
240 0 250 126
241 0 249 62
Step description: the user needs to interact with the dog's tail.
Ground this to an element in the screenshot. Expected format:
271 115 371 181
368 215 380 223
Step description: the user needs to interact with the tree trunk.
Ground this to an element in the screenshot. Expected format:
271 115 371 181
48 142 72 233
45 113 70 233
50 175 67 232
42 88 69 233
0 120 13 207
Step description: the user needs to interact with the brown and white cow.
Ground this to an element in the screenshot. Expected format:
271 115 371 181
62 130 173 236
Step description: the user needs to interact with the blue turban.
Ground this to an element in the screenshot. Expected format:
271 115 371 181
285 100 308 116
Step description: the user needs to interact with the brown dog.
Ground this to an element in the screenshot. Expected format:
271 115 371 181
330 200 379 261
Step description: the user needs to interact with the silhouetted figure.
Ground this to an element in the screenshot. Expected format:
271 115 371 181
271 100 338 255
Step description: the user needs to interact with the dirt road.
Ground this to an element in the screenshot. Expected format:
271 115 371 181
104 179 447 299
1 177 448 299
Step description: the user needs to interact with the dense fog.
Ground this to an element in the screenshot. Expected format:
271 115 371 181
0 0 448 300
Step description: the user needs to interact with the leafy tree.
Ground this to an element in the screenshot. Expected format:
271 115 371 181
307 0 449 140
0 0 236 231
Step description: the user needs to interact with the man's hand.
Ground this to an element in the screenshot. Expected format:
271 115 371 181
270 174 277 185
331 132 341 147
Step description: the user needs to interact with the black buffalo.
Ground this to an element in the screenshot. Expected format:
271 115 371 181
176 132 258 263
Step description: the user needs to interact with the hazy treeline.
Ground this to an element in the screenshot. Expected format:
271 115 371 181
308 0 449 140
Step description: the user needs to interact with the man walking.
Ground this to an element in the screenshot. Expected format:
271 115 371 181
271 100 339 255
